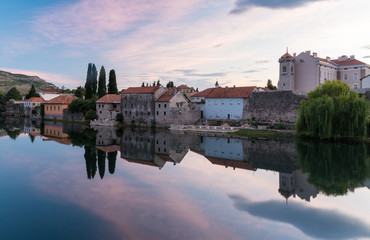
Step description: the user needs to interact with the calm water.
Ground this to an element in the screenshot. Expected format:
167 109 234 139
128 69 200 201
1 118 370 240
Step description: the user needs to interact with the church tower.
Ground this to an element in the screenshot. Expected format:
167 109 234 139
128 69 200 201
278 51 295 90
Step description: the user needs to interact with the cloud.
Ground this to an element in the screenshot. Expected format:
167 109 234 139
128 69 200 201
363 56 370 58
173 69 227 77
243 70 259 73
363 45 370 49
255 60 269 64
229 0 324 15
212 43 223 48
229 194 370 239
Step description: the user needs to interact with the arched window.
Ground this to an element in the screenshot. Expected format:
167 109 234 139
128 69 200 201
283 66 287 73
291 66 294 72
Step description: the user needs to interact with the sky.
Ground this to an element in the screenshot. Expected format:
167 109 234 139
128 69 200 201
1 0 370 91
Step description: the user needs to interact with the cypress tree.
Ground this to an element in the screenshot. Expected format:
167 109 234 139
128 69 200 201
97 149 106 180
84 63 93 99
98 66 107 98
92 64 98 96
107 151 117 174
108 69 118 94
25 84 40 99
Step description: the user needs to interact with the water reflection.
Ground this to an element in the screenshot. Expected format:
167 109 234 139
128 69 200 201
296 140 370 196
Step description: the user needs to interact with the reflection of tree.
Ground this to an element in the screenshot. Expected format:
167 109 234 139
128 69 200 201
84 146 96 179
5 128 21 140
297 140 370 196
29 134 35 143
97 149 106 179
107 151 117 174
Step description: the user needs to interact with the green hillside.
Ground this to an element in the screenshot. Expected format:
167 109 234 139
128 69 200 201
0 70 58 95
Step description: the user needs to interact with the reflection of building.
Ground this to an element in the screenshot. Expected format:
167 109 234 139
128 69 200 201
42 123 71 145
279 170 318 202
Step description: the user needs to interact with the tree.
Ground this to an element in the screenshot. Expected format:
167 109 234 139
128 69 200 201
98 66 107 98
141 82 145 87
266 79 277 90
4 87 22 101
296 80 368 139
166 81 174 88
75 86 84 98
97 149 106 179
25 84 40 99
215 81 219 88
107 151 117 174
92 64 98 96
84 63 94 99
107 69 118 94
156 79 160 86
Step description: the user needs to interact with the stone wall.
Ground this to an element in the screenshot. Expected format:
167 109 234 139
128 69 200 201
246 90 305 123
63 109 85 122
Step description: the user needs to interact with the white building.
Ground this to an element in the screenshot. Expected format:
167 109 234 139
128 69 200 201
278 50 370 93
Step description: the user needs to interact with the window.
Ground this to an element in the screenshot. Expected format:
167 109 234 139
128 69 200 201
282 66 287 73
158 103 161 108
148 112 150 116
354 73 358 80
164 111 166 116
156 111 159 115
164 104 167 108
58 106 60 111
354 83 358 89
291 66 294 72
344 73 348 80
230 100 233 105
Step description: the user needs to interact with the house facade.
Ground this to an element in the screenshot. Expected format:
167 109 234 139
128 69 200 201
155 90 200 127
361 74 370 89
96 94 121 121
204 86 264 120
121 86 166 126
24 97 44 117
44 95 76 120
176 85 195 95
278 50 370 93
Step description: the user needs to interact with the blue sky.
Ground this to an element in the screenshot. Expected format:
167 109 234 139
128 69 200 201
1 0 370 90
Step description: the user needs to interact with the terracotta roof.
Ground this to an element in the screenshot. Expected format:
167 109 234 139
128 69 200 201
42 89 58 93
281 52 293 58
96 145 120 152
44 95 76 104
123 86 161 94
207 157 256 171
156 90 177 102
331 58 366 66
96 94 121 103
206 86 257 98
190 88 214 97
156 154 173 162
42 137 71 145
125 158 164 168
177 85 192 89
26 97 44 102
316 57 336 66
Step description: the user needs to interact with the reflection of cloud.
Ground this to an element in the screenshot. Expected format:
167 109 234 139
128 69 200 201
229 194 370 239
230 0 324 14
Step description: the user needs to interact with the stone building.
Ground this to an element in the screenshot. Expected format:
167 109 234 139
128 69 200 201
121 86 166 126
278 50 370 93
96 94 121 121
155 89 201 127
44 95 76 120
361 74 370 89
24 97 44 117
4 100 24 117
189 88 214 103
176 85 195 95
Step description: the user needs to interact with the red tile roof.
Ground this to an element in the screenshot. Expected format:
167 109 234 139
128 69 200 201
42 89 58 93
177 85 192 89
281 52 293 58
123 86 161 94
44 95 76 104
26 97 44 102
207 157 256 171
156 90 177 102
331 59 366 66
96 94 121 103
206 86 257 98
190 88 214 97
96 146 120 152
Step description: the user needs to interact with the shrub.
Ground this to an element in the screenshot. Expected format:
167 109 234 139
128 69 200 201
85 110 98 121
115 113 123 122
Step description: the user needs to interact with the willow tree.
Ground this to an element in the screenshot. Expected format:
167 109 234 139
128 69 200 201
296 80 368 139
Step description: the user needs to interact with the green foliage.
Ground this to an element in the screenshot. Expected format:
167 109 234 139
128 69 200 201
75 86 84 98
115 113 123 122
266 79 277 90
4 87 22 101
141 82 145 87
40 103 45 118
97 149 106 179
25 84 40 99
296 80 368 139
85 109 98 121
68 97 97 113
156 79 160 86
85 63 97 99
297 139 370 196
108 69 118 94
107 151 117 174
166 81 174 88
98 66 106 98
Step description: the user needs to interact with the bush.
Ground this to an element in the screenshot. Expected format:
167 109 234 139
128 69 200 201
115 113 123 122
68 97 97 113
85 110 98 121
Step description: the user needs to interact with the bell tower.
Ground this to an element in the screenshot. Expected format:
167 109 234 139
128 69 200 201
278 50 295 90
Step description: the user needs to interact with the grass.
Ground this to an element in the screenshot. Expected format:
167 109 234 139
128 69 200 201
231 129 296 138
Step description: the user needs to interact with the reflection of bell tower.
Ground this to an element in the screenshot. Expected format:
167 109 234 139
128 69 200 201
278 172 295 203
278 50 295 90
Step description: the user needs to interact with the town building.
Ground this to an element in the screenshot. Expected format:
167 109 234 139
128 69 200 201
44 94 76 120
278 50 370 93
24 97 44 117
121 86 166 126
38 89 61 101
155 89 200 127
96 94 121 121
4 100 24 117
361 74 370 89
189 88 214 103
204 86 266 120
176 85 195 95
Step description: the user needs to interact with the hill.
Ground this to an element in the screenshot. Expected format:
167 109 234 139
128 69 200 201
0 70 58 95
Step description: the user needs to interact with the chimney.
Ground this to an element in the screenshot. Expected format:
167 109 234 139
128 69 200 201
305 50 311 55
350 55 355 60
293 53 296 57
338 55 348 62
313 52 317 58
233 85 235 88
326 56 330 61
